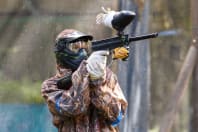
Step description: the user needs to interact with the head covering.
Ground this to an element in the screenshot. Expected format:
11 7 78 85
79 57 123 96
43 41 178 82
54 29 93 70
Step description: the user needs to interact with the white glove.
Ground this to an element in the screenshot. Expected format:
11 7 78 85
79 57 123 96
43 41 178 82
96 7 117 29
86 50 109 80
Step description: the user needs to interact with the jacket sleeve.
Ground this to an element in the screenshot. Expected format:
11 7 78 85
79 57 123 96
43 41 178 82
90 68 128 125
41 61 90 117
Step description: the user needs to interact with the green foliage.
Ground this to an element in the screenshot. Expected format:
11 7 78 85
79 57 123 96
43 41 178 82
0 79 44 104
149 126 159 132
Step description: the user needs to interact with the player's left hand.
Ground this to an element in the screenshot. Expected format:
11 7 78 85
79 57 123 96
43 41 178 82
112 47 129 60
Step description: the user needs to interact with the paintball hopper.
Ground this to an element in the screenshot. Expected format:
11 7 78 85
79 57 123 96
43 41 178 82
96 8 136 33
111 11 136 32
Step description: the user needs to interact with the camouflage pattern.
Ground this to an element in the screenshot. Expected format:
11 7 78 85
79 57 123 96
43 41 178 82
41 60 128 132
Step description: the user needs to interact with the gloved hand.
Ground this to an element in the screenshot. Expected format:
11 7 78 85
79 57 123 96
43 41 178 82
86 51 109 80
96 7 117 29
113 47 129 60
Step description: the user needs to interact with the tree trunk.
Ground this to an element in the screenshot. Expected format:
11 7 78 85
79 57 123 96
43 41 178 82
118 0 151 131
190 0 198 131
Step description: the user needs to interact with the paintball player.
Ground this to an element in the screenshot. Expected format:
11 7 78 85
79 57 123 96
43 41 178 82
41 8 130 132
41 29 129 132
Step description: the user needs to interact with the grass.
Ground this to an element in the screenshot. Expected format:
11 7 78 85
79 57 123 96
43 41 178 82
0 79 44 104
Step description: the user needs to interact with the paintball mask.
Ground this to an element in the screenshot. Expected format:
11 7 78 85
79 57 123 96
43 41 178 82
54 29 93 70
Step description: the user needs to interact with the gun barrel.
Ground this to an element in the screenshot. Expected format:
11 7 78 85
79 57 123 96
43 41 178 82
91 32 158 51
129 32 158 42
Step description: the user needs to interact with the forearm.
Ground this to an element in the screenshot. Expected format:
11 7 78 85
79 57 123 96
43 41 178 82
41 61 90 117
90 70 128 122
91 88 122 121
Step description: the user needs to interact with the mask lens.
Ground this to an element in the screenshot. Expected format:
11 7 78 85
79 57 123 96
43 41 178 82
68 40 91 53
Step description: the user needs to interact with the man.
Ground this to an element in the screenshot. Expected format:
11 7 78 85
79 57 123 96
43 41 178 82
41 29 129 132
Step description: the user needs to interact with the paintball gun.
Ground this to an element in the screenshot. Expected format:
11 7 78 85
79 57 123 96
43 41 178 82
57 10 158 90
92 10 158 52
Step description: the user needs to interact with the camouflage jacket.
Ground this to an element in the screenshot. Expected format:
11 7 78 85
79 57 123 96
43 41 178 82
41 60 128 132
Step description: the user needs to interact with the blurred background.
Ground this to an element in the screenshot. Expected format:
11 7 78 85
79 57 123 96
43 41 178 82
0 0 195 132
